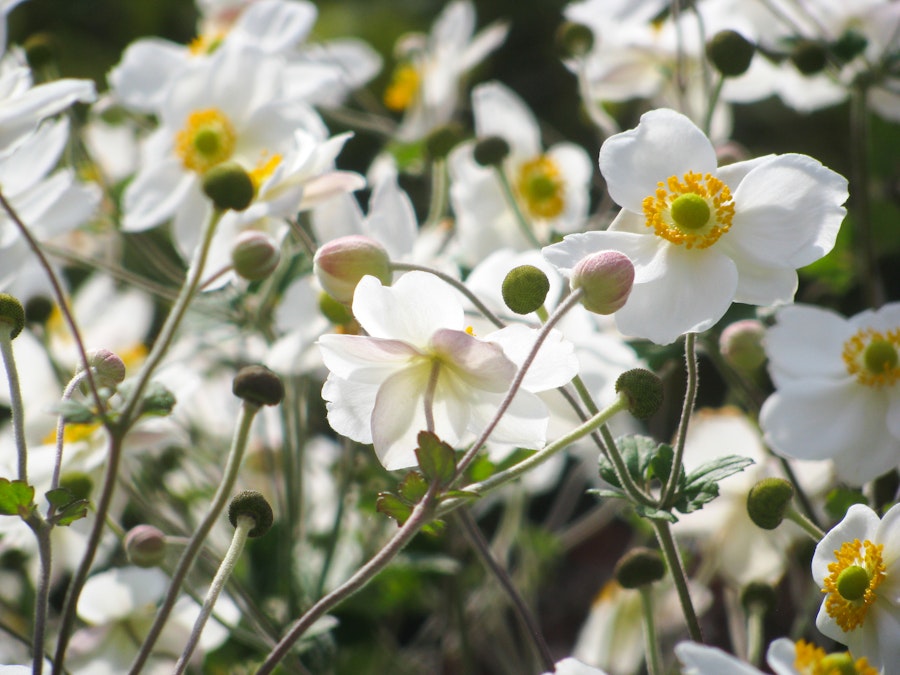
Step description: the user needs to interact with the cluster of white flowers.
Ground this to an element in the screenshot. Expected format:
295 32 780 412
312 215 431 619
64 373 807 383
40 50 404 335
0 0 897 672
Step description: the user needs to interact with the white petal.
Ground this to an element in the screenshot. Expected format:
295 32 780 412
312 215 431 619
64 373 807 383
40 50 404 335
485 324 578 392
730 255 798 306
472 81 541 158
371 365 430 470
675 642 763 675
598 108 717 214
430 328 515 392
543 230 666 282
122 159 195 232
231 0 317 53
77 567 168 624
764 304 853 384
318 334 419 383
471 388 549 450
108 38 188 113
322 375 378 444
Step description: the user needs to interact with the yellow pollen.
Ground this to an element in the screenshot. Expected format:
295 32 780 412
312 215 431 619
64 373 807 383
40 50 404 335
516 155 566 220
822 539 885 633
384 64 420 112
249 152 283 191
465 326 475 336
793 639 877 675
642 171 734 249
43 421 101 446
842 327 900 387
175 108 237 174
188 31 226 56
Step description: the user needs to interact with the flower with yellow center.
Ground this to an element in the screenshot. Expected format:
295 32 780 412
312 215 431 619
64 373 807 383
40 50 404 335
516 155 566 220
760 302 900 485
543 108 848 345
383 63 421 112
175 108 237 174
810 503 900 671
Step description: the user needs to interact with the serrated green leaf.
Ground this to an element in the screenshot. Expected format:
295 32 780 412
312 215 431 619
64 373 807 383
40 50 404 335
376 492 413 526
415 431 456 487
45 487 77 508
684 455 755 487
438 490 479 501
597 457 621 489
49 399 97 424
586 488 628 501
53 500 89 526
398 471 428 504
0 478 35 517
648 444 677 485
633 502 678 523
421 519 446 536
825 488 868 520
675 481 721 514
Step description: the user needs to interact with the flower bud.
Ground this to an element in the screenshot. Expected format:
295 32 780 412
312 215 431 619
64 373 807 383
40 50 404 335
24 296 53 325
790 39 828 75
233 364 284 407
314 235 392 304
24 33 57 71
228 489 274 538
0 293 25 340
741 581 776 614
502 265 550 315
556 21 594 58
425 123 465 160
202 161 254 211
719 319 767 374
615 368 664 419
570 251 634 315
473 136 510 167
747 477 794 530
124 524 167 568
231 230 281 281
614 547 666 589
705 30 755 77
78 348 126 388
59 472 93 501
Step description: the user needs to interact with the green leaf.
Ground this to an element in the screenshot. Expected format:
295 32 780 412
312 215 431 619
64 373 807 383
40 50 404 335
52 500 89 527
398 472 428 504
376 492 413 527
0 478 35 517
598 435 658 488
437 490 480 501
118 380 176 417
586 488 628 501
675 481 721 514
48 399 98 424
633 502 678 523
684 455 755 486
45 487 77 508
414 431 456 487
825 488 868 520
647 444 677 485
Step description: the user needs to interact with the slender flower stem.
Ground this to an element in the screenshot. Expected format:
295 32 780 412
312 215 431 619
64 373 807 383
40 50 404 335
424 157 450 230
652 519 703 642
453 509 555 672
27 518 52 675
786 506 825 541
127 400 261 674
255 483 441 675
49 371 90 495
639 586 662 675
423 360 441 433
173 515 254 675
702 75 725 137
493 167 543 249
0 331 28 483
745 601 766 667
660 332 698 510
390 262 506 329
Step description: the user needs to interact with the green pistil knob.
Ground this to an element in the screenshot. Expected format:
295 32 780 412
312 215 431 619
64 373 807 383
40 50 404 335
125 524 167 568
228 489 274 538
314 235 392 304
0 293 25 340
614 547 666 589
201 161 254 211
836 565 870 602
790 39 828 75
556 21 594 58
615 368 664 419
473 136 510 167
502 265 550 315
740 581 776 613
706 30 755 77
818 653 857 675
670 193 710 230
425 124 464 160
231 230 281 281
232 365 284 407
746 477 794 530
864 339 898 374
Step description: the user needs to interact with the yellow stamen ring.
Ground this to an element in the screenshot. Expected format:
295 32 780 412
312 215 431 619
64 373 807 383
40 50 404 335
384 64 420 112
842 327 900 387
822 539 885 632
793 639 878 675
176 108 237 174
641 171 734 249
516 155 566 220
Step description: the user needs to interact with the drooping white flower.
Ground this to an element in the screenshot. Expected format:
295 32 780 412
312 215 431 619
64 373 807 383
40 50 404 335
317 271 577 470
810 503 900 671
760 302 900 485
543 108 848 345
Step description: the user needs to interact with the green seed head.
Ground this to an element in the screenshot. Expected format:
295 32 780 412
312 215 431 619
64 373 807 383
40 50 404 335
502 265 550 315
228 489 274 538
746 477 794 530
670 193 711 231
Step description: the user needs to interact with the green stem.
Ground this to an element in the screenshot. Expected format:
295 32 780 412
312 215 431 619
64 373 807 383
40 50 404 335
493 166 542 249
652 519 703 642
424 157 449 230
660 332 698 510
28 518 52 675
127 400 261 675
639 586 662 675
745 602 765 667
49 371 89 498
172 516 253 675
0 331 28 483
702 75 725 137
786 505 825 541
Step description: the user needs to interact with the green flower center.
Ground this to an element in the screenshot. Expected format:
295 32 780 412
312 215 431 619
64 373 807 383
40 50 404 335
836 565 870 601
670 193 711 230
175 108 236 173
863 339 899 375
843 328 900 387
818 653 860 675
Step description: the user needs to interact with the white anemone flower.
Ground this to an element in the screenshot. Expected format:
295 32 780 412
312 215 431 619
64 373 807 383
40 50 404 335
543 108 848 345
541 658 609 675
317 271 577 470
810 503 900 671
760 302 900 486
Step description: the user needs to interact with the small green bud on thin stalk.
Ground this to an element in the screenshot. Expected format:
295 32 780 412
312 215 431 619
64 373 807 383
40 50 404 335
746 477 794 530
58 472 93 501
706 30 756 77
502 265 550 315
615 368 664 419
232 365 284 407
719 319 767 374
231 230 281 281
0 293 26 340
740 581 777 614
473 136 510 167
790 39 829 75
555 21 594 58
24 296 53 325
614 547 666 589
425 124 464 160
77 348 126 389
570 250 634 315
314 235 392 304
125 525 167 568
228 490 274 538
201 161 255 211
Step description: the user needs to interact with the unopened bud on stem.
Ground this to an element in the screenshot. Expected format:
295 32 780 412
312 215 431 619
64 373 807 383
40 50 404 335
570 250 634 315
314 235 392 304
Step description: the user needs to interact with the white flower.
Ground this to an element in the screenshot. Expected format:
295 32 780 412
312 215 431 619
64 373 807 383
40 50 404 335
766 636 879 675
675 641 763 675
543 108 848 345
317 271 577 470
810 503 900 671
541 657 608 675
760 302 900 485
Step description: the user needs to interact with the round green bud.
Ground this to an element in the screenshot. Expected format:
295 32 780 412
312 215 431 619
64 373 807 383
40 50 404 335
614 547 666 589
705 29 756 77
473 136 510 167
201 161 255 211
59 471 93 501
425 124 464 160
124 524 167 568
790 39 828 75
615 368 664 419
228 489 274 538
556 21 594 58
24 33 57 71
78 348 127 388
231 230 281 281
314 235 392 304
319 291 355 325
570 250 634 315
746 477 794 530
502 265 550 315
24 296 53 325
740 581 776 614
0 293 26 340
232 364 284 407
719 319 767 374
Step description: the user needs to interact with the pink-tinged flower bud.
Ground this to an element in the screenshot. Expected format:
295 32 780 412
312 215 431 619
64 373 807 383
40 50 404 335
231 231 281 281
78 348 126 388
314 235 392 304
124 524 167 568
720 319 767 373
570 250 634 315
